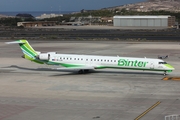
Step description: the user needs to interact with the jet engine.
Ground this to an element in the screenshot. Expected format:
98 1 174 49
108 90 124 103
37 52 56 60
38 53 50 60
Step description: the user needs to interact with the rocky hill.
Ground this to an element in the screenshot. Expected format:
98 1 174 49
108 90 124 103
103 0 180 12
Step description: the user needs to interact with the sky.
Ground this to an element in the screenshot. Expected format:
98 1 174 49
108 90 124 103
0 0 146 12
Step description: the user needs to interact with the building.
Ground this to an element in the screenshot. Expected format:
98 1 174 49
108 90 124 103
36 14 63 19
17 21 57 27
0 14 14 18
101 17 113 22
113 15 176 28
62 22 84 26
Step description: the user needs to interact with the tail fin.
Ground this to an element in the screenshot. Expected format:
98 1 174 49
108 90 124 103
6 40 45 64
6 40 38 61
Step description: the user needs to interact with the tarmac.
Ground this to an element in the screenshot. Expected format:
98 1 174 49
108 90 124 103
0 40 180 120
36 25 169 30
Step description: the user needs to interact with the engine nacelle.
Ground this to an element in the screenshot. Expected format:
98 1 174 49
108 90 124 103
47 52 57 54
38 52 56 60
38 53 50 60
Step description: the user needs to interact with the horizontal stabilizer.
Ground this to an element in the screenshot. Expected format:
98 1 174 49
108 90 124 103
6 41 26 44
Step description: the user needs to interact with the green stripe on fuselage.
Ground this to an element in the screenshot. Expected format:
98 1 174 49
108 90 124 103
95 66 173 72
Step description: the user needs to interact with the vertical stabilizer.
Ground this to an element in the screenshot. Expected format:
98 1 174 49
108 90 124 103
6 40 44 64
6 40 38 60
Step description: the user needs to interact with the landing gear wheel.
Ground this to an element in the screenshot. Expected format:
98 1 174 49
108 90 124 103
78 69 89 74
78 70 84 74
163 71 167 76
84 69 89 73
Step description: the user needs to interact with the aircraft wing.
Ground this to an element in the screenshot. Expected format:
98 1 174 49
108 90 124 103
53 66 95 70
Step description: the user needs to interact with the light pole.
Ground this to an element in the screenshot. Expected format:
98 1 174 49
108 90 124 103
89 13 92 26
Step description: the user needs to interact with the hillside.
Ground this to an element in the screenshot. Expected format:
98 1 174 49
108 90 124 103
103 0 180 12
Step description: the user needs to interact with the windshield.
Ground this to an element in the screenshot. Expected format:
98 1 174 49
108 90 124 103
159 62 167 64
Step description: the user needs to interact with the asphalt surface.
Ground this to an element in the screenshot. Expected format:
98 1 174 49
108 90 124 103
0 26 180 41
0 40 180 120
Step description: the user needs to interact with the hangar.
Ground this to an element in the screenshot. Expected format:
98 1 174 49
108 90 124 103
113 15 175 28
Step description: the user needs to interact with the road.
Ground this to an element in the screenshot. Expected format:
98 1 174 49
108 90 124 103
0 26 180 41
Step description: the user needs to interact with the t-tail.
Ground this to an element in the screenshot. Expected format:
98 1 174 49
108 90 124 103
6 40 44 64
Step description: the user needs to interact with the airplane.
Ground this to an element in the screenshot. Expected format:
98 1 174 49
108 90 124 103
6 40 174 75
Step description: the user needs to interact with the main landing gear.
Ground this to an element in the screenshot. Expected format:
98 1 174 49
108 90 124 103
78 69 89 74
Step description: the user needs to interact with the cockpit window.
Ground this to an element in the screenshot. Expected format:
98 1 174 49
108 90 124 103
159 62 167 64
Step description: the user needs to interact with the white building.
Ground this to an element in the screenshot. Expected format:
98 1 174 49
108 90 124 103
36 13 63 19
113 15 175 27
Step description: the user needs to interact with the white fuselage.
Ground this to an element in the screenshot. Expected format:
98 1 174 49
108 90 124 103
6 40 175 75
47 53 172 71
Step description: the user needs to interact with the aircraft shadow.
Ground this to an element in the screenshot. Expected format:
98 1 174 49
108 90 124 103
3 65 59 72
2 65 164 76
95 70 163 75
2 65 88 76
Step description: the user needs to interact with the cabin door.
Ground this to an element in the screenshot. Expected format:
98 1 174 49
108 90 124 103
150 62 154 69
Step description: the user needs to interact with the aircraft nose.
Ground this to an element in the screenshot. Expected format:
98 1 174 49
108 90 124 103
166 64 175 70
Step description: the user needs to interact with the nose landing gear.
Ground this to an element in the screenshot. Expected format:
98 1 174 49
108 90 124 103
163 71 167 76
